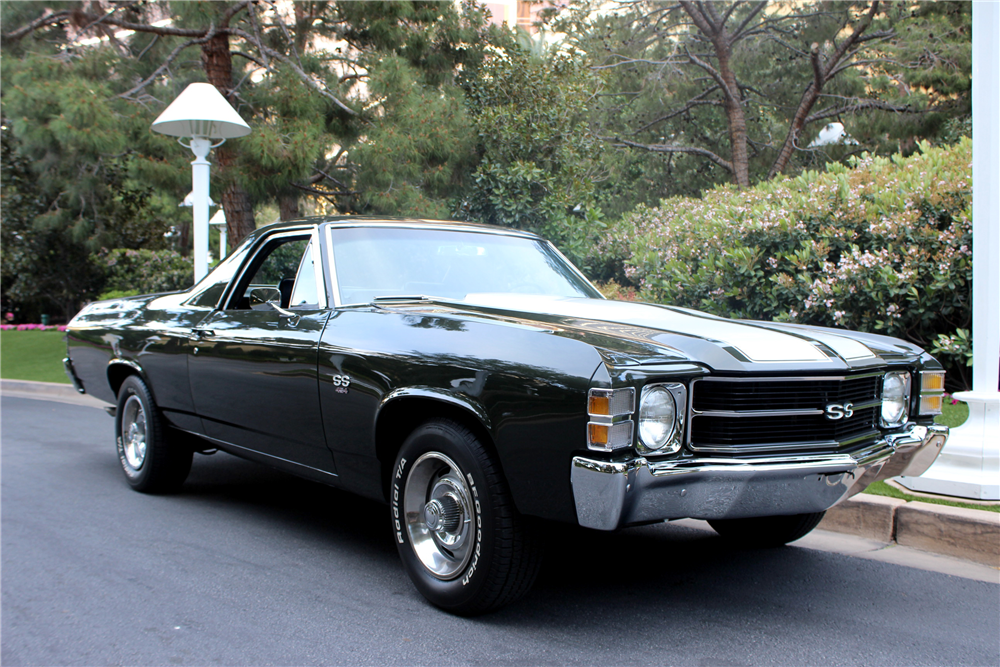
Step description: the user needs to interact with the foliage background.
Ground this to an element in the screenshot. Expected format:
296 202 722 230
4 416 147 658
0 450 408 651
0 1 975 390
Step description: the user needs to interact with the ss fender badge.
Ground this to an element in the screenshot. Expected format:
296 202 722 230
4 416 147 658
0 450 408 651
824 402 854 420
331 374 351 394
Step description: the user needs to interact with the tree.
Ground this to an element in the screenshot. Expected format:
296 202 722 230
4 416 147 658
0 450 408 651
327 0 503 217
1 119 103 321
557 0 968 197
1 1 522 317
458 42 606 263
2 0 359 246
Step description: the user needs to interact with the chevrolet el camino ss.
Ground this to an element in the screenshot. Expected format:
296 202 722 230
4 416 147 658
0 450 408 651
65 217 950 614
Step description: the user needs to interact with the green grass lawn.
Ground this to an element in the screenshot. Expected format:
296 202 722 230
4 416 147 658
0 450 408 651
0 330 71 384
934 398 969 429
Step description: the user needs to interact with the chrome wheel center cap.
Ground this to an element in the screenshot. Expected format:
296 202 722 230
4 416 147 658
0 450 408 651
423 496 461 533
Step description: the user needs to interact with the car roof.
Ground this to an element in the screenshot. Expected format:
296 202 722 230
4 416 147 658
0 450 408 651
249 216 541 241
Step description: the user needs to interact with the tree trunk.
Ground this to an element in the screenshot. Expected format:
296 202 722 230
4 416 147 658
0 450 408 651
768 84 820 180
279 195 300 221
201 30 256 246
716 48 749 188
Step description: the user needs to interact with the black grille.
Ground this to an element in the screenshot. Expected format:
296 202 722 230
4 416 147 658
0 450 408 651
690 374 882 453
693 375 880 412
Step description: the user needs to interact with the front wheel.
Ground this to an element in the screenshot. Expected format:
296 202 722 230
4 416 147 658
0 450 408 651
391 419 541 615
708 512 826 547
115 375 192 493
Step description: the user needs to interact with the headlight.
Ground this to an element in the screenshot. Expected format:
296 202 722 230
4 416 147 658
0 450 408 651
881 371 911 428
638 383 686 454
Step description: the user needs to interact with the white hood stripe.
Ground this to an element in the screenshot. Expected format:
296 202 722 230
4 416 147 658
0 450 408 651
463 294 874 364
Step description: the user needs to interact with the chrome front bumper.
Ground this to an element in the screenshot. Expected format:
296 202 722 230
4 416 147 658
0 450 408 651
570 423 949 530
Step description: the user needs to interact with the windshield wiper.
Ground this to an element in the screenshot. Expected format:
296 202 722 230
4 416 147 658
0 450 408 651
372 295 432 304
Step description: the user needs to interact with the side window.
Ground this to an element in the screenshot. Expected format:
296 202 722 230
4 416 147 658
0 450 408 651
227 236 312 310
184 242 252 308
288 239 319 308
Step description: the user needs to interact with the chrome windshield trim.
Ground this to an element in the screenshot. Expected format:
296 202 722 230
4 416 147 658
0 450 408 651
323 225 343 309
309 226 329 309
325 220 539 238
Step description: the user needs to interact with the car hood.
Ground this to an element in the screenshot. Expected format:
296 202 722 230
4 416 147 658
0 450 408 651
405 294 923 374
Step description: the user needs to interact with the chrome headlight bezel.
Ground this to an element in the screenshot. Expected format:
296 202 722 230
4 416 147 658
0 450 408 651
880 371 911 428
637 383 687 455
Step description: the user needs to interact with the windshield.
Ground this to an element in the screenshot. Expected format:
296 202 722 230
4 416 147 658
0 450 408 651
329 226 601 305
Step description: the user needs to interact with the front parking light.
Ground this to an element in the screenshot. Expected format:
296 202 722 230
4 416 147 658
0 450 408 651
918 371 946 416
587 388 634 452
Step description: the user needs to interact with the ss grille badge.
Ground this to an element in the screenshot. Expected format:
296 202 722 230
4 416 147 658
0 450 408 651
824 402 854 420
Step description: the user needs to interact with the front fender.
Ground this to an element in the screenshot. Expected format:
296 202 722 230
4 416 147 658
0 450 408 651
378 386 493 434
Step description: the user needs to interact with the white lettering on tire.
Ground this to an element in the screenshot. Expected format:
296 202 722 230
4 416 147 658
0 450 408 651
392 457 406 543
462 472 482 586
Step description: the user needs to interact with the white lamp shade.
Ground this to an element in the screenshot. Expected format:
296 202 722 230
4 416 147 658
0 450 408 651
151 83 251 139
209 209 227 227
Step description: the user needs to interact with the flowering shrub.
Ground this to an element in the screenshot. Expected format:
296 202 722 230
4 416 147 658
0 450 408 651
0 324 67 331
99 248 194 296
597 138 972 389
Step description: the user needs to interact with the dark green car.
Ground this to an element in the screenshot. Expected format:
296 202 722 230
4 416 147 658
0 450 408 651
65 217 950 614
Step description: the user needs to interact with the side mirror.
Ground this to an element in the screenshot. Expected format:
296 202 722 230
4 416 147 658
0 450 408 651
249 287 281 309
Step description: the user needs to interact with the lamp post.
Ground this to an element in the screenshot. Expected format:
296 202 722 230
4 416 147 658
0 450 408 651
151 83 250 281
210 209 228 261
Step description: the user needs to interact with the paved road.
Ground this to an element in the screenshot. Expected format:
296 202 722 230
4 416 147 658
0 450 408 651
2 395 998 666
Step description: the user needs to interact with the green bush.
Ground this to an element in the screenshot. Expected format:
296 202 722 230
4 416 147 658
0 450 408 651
99 248 194 297
598 138 972 389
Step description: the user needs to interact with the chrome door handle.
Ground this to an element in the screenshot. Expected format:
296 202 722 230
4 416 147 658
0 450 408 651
192 328 215 338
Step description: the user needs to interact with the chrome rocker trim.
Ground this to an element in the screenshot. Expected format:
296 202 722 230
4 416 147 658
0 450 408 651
570 423 949 531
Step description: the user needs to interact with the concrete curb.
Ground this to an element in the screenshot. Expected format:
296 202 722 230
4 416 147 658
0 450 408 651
1 379 111 408
818 494 907 543
3 379 999 569
896 501 1000 567
820 495 1000 568
2 379 83 398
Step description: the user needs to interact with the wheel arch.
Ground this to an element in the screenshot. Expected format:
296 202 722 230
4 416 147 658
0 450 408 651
374 388 498 503
107 359 148 400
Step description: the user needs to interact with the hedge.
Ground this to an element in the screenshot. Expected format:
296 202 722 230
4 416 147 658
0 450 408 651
595 138 972 389
97 248 194 300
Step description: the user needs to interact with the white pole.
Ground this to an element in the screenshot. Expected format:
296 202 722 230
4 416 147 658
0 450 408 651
219 226 228 261
190 137 212 282
900 1 1000 500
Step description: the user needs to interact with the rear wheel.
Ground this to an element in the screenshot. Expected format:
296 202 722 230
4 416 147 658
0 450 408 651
391 419 542 615
115 375 192 493
708 512 826 547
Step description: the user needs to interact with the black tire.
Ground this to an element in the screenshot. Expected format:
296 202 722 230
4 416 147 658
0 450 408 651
115 375 192 493
708 511 826 548
391 419 542 615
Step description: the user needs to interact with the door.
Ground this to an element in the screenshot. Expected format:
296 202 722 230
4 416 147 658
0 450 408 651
187 229 336 474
